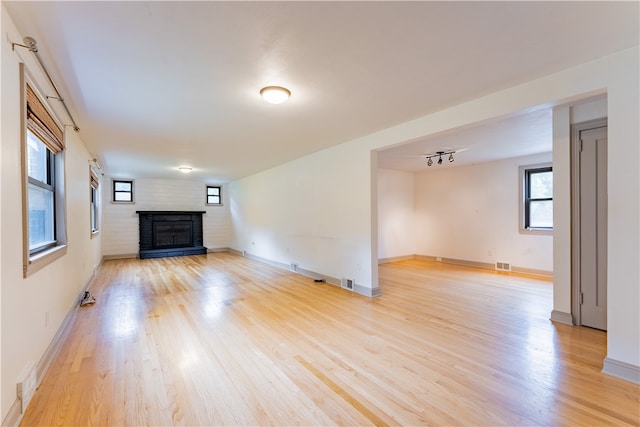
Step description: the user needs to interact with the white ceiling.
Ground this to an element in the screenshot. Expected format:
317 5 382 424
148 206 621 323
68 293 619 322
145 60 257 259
4 1 638 181
376 106 554 172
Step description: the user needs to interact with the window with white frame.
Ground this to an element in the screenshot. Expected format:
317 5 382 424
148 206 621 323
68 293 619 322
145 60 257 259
521 164 553 231
23 77 68 276
206 185 222 205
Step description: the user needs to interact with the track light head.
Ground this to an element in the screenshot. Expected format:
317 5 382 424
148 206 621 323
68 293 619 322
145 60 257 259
437 154 443 165
449 153 454 163
427 157 433 167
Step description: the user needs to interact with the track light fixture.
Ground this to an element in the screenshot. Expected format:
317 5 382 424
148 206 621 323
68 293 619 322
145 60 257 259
425 150 456 167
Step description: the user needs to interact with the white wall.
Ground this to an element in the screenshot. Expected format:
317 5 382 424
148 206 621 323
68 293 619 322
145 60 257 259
102 177 230 257
552 107 572 317
413 153 553 272
1 6 103 420
0 4 4 417
377 168 416 260
230 141 376 294
230 47 639 375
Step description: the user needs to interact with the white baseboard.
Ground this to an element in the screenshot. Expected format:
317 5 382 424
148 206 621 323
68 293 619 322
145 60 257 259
239 250 379 297
511 266 553 279
378 254 416 264
102 253 137 260
550 310 574 325
1 398 22 427
381 254 553 279
415 255 437 262
207 247 230 253
602 357 640 384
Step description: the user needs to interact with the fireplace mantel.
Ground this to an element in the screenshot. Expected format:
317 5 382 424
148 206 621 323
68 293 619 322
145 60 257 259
136 210 206 215
136 211 207 259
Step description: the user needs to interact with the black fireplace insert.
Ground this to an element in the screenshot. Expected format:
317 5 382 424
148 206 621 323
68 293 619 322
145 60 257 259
136 211 207 259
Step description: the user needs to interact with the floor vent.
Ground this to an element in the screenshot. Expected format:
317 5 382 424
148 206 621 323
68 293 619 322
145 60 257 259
290 263 298 272
17 362 37 414
341 278 354 291
495 261 512 272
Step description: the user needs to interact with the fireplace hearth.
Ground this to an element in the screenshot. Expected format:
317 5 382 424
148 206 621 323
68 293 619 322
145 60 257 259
136 211 207 259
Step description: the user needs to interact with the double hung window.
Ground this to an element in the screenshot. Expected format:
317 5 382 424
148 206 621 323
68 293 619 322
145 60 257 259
23 77 67 275
522 165 553 230
206 185 222 205
27 130 57 252
90 170 100 234
113 179 134 202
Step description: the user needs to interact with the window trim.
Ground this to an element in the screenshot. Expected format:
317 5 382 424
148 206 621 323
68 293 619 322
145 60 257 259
519 162 553 235
21 66 68 277
112 178 135 203
206 185 223 206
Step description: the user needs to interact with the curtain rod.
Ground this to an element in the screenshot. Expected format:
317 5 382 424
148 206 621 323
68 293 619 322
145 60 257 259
13 36 80 132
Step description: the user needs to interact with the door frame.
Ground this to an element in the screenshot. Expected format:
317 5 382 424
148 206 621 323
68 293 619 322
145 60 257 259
571 118 607 326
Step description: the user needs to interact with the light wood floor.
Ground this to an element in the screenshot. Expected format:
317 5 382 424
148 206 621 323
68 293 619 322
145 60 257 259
20 253 639 426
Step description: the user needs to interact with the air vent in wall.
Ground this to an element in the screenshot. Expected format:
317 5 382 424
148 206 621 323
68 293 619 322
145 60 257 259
341 278 354 291
17 362 37 414
290 263 298 272
495 261 512 272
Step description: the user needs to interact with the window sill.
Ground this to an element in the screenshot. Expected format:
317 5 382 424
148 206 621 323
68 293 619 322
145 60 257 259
519 228 553 236
24 244 68 278
206 204 224 207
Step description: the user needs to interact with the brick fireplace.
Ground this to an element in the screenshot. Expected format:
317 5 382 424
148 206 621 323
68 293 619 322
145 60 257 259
136 211 207 259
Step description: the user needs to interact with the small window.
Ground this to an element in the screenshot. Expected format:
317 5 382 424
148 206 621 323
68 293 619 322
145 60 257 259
113 179 134 203
206 185 222 205
522 165 553 231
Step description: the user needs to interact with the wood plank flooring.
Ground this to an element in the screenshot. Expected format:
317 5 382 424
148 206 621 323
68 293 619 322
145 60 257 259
20 253 639 426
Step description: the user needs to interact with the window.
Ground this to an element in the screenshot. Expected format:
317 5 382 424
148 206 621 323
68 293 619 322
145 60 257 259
206 185 222 205
522 164 553 231
90 169 100 234
113 179 134 202
22 76 68 276
27 130 56 252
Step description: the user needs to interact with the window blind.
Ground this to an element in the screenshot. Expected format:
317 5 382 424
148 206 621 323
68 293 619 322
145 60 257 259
26 83 64 153
90 170 99 189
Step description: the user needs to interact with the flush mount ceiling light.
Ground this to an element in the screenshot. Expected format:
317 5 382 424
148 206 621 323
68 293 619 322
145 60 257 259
425 151 456 167
260 86 291 104
178 166 192 173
